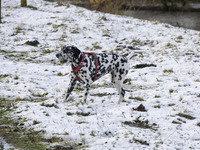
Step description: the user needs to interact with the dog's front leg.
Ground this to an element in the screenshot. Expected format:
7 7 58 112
65 76 77 101
83 83 91 103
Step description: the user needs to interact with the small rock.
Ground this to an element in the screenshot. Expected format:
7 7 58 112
133 104 147 112
24 40 39 46
127 46 140 50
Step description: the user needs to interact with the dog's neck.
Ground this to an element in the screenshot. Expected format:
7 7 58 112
71 52 83 68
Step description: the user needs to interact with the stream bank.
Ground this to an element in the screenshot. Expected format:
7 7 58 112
54 0 200 30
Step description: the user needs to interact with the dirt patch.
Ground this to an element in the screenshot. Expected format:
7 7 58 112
123 116 158 131
132 104 147 112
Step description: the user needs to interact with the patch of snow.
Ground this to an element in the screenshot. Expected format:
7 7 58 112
0 0 200 149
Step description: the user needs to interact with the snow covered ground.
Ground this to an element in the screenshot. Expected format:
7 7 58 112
0 137 14 150
0 0 200 149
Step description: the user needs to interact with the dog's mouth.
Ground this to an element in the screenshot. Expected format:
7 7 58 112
58 59 67 64
56 54 68 64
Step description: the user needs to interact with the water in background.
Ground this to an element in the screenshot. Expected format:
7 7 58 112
120 10 200 31
58 0 200 31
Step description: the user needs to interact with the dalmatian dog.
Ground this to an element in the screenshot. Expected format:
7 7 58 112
56 45 130 104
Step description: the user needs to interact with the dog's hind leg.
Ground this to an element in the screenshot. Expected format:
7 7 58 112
111 69 128 104
111 72 123 104
119 87 125 104
115 81 125 104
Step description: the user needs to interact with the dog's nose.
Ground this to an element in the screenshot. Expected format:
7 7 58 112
56 54 59 58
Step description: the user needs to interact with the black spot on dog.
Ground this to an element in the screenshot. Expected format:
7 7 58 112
116 62 119 68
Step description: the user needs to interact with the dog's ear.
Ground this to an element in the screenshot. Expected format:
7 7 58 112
71 46 81 59
61 45 67 53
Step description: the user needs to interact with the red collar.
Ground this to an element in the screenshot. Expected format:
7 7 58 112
71 52 98 83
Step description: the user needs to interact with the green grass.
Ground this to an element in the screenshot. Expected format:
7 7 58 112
0 98 46 149
90 131 95 136
11 26 23 36
153 105 161 109
66 112 74 116
91 42 102 50
0 98 79 150
132 137 149 146
172 120 182 124
0 118 46 150
0 49 51 64
40 102 58 108
123 78 132 84
123 116 158 131
169 89 174 93
76 111 90 116
30 91 48 98
90 93 115 97
177 35 183 40
168 103 175 106
0 74 9 82
129 96 145 101
43 49 54 54
57 72 64 76
0 50 35 63
163 69 174 73
177 113 196 120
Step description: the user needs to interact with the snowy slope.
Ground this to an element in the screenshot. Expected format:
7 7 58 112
0 0 200 149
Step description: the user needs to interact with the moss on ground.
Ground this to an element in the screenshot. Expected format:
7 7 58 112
0 98 77 150
0 98 46 149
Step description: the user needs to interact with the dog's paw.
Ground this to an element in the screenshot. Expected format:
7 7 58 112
63 97 74 103
80 98 88 105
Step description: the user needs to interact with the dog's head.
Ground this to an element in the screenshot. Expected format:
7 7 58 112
56 45 81 64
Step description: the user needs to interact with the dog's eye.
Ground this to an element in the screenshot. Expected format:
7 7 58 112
63 49 68 53
67 52 72 56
